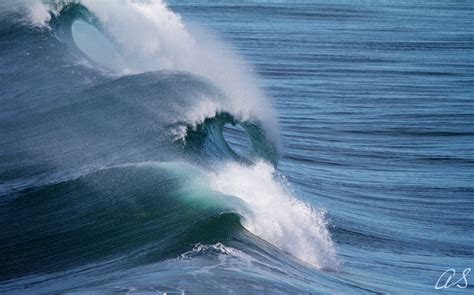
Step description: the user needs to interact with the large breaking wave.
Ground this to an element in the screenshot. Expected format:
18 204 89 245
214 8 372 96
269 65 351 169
0 0 339 292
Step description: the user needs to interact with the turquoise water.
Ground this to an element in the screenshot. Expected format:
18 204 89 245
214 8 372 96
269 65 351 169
0 1 473 293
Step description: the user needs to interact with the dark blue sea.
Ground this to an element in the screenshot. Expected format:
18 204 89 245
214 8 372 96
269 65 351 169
0 0 473 294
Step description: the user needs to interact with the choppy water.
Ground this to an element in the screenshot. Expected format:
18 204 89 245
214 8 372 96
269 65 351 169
0 0 473 294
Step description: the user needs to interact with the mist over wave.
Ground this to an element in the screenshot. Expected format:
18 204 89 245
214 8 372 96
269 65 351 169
27 0 281 145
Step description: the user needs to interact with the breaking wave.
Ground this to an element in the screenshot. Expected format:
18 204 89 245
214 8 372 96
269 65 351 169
0 1 339 293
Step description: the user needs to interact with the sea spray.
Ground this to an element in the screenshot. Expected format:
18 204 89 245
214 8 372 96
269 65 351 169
209 161 340 270
25 0 281 150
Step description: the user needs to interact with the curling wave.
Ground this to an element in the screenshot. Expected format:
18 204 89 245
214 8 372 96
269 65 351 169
0 0 339 293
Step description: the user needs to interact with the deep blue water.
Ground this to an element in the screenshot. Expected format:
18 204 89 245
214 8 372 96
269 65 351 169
0 0 473 294
174 0 474 291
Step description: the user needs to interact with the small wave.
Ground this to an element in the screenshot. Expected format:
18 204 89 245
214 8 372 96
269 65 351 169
179 111 280 165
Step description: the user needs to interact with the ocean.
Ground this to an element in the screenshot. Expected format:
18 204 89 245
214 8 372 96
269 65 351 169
0 0 473 294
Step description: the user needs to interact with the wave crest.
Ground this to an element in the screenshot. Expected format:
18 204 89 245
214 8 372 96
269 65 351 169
24 0 282 154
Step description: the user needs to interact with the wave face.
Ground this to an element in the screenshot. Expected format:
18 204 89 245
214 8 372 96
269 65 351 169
0 1 340 293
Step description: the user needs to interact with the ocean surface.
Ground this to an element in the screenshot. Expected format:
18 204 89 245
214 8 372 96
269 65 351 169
0 0 473 294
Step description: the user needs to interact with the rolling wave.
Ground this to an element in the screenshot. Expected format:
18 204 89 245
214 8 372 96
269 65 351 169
0 1 338 293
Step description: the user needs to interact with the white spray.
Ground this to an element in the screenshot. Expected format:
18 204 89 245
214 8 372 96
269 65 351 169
210 161 340 271
26 0 280 148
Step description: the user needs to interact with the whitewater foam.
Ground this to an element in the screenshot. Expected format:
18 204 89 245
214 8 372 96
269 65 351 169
170 96 223 142
27 1 52 27
209 161 340 271
117 160 340 270
180 243 249 259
